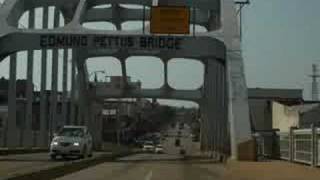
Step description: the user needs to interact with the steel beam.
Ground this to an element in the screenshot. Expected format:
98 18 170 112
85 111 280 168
70 50 77 125
62 48 68 125
23 8 35 147
49 8 60 139
7 53 18 148
39 6 49 147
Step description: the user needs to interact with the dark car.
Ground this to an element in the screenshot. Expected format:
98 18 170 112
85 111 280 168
180 148 186 155
179 123 184 130
175 139 181 147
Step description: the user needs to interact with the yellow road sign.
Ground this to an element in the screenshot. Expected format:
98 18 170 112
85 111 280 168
150 6 190 34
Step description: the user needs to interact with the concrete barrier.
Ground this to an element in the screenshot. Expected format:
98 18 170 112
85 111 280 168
2 150 134 180
0 148 48 156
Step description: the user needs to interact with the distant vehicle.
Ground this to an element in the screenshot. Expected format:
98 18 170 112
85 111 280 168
49 126 93 160
175 139 181 147
142 141 155 152
192 134 199 142
179 123 184 130
134 139 145 148
171 123 176 128
154 144 164 154
180 148 186 155
177 131 182 137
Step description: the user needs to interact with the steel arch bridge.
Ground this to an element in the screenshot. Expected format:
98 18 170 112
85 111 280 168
0 0 253 160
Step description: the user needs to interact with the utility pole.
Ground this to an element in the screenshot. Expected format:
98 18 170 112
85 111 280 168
235 0 250 41
309 64 320 101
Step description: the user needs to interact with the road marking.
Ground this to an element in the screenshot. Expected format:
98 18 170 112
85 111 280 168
145 170 153 180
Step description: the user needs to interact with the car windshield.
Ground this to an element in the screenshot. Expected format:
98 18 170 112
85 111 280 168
58 128 84 137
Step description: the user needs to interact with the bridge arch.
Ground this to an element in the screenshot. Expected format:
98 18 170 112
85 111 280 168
0 0 253 160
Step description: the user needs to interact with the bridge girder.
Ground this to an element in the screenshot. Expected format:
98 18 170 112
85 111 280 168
0 0 253 161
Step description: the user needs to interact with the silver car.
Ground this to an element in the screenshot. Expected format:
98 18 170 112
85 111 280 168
50 126 93 160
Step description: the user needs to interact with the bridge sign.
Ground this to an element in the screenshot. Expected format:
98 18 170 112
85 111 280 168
150 6 190 34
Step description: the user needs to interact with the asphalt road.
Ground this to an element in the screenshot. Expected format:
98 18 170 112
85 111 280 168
55 123 219 180
55 153 223 180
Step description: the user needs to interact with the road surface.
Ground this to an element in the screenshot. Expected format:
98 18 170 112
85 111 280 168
56 123 217 180
56 153 223 180
0 152 108 178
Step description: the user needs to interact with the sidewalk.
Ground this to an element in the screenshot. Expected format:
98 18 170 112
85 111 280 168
220 160 320 180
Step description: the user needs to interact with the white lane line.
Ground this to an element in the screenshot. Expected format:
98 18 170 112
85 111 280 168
145 170 153 180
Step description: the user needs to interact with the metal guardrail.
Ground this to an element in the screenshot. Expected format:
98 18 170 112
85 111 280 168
255 132 275 159
293 129 313 165
276 127 320 167
278 132 290 160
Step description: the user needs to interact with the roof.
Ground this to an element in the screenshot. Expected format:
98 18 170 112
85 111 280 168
289 103 320 113
248 88 303 100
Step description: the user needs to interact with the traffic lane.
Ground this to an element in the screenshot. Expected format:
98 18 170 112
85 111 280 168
55 162 150 180
162 127 193 155
0 152 108 178
56 154 223 180
118 153 183 162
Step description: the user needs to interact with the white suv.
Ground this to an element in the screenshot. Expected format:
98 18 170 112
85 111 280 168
50 126 93 160
142 141 155 152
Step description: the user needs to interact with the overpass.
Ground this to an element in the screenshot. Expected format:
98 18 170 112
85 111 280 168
0 0 253 160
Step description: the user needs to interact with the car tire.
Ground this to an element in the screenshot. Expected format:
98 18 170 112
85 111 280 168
80 146 87 159
88 147 93 157
50 154 57 160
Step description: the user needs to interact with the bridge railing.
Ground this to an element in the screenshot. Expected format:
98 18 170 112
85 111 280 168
254 130 280 160
278 132 290 160
274 127 320 167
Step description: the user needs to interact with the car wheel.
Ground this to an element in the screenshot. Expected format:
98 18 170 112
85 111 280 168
80 146 87 159
50 154 57 160
88 147 93 157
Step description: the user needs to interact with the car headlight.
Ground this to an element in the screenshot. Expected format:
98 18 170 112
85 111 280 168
73 142 80 146
51 141 58 146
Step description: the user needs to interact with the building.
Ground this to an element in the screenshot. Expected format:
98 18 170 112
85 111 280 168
248 88 303 131
0 77 72 147
299 104 320 127
272 102 320 132
0 77 33 104
95 76 146 145
96 76 141 91
248 87 320 132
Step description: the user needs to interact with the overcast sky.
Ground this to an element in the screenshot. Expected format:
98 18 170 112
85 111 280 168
0 0 319 106
242 0 320 100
